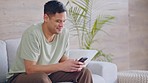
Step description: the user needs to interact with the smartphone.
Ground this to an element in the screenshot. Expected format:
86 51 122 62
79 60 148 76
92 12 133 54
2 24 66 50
78 57 88 62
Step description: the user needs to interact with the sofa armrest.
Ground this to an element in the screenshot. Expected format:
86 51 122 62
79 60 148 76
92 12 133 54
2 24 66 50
86 61 117 83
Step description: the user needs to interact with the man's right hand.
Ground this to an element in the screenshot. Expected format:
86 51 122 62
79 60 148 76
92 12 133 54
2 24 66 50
59 59 85 72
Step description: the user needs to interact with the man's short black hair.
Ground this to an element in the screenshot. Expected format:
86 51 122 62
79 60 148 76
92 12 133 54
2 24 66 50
44 0 66 15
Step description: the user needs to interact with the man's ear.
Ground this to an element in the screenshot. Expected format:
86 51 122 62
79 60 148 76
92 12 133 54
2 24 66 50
44 14 49 22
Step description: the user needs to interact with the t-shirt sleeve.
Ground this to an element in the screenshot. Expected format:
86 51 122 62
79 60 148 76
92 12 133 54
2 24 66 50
63 28 69 57
19 31 40 61
63 40 69 57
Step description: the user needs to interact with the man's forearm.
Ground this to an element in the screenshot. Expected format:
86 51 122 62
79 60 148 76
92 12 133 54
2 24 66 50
24 60 63 74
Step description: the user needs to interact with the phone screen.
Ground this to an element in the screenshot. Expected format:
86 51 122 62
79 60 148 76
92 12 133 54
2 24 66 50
78 57 88 62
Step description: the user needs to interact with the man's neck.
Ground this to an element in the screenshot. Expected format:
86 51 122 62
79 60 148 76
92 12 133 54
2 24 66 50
42 23 55 42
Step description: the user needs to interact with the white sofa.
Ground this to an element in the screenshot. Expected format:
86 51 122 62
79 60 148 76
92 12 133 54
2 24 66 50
0 38 117 83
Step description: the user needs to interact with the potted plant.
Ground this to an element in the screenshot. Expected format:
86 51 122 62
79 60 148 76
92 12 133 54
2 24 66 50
67 0 115 62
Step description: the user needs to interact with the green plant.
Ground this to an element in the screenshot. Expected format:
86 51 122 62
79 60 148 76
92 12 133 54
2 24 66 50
67 0 114 62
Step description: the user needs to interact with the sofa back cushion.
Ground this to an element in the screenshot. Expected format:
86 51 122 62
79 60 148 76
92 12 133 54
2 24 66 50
0 40 8 83
5 38 21 71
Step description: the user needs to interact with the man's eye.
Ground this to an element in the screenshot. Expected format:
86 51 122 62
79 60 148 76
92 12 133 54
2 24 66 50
56 20 60 23
56 20 65 23
63 20 66 22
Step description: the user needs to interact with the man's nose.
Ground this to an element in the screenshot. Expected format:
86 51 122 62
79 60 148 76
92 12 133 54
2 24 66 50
59 22 64 27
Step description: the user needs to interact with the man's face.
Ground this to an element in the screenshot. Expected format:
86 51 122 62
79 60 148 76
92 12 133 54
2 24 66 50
45 12 66 34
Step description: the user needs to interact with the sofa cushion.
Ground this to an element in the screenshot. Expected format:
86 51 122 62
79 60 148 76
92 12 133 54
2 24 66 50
0 40 8 83
5 38 21 70
92 74 105 83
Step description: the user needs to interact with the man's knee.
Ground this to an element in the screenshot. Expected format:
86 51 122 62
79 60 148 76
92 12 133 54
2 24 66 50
35 73 52 83
80 68 92 78
77 68 93 83
16 72 52 83
81 67 92 76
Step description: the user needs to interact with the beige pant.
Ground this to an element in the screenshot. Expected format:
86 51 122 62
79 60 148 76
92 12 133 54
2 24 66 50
8 68 93 83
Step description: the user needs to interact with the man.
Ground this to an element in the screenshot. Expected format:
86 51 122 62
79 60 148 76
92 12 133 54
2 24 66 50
7 0 93 83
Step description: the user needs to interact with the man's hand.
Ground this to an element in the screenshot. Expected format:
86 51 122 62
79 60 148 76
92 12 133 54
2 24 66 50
59 59 85 72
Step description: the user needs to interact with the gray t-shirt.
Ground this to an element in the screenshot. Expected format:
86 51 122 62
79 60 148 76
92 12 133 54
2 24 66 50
8 22 69 77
